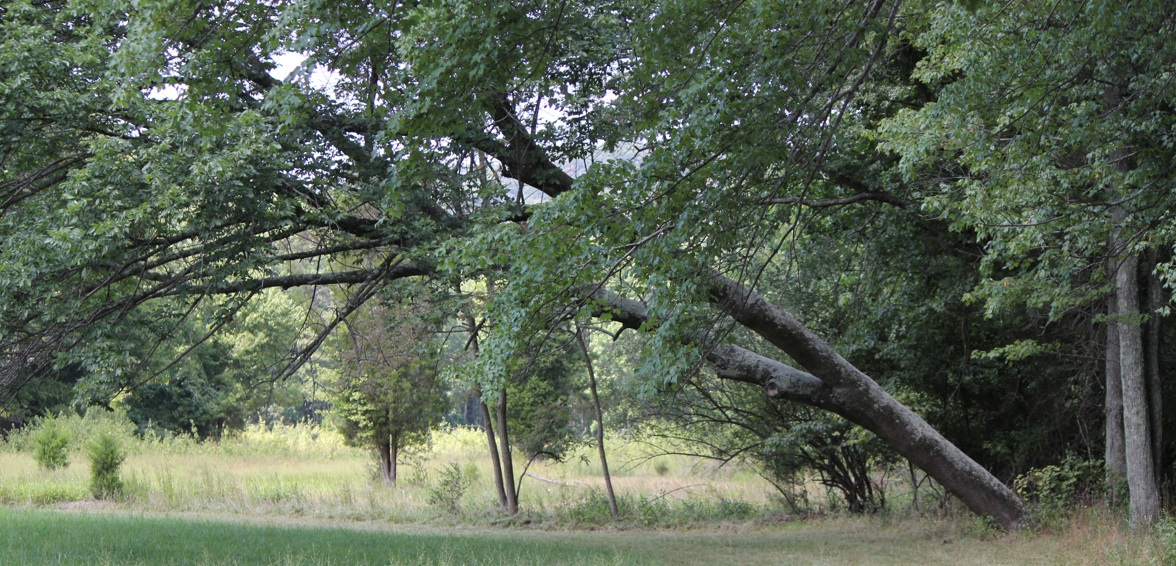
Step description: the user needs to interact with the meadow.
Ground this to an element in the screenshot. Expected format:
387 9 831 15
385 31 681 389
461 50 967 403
1 411 1173 565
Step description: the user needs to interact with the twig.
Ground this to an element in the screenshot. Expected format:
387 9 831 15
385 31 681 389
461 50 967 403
524 472 578 487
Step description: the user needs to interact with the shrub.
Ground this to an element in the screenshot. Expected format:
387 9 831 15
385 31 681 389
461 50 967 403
88 434 126 499
32 422 70 471
1013 456 1102 529
426 462 470 515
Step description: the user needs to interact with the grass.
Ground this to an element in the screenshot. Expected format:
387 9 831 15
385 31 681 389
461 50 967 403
3 412 1175 564
3 505 1170 565
0 506 650 565
0 415 777 526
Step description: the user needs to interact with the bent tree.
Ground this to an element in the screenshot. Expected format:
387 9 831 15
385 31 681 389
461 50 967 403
25 0 1176 528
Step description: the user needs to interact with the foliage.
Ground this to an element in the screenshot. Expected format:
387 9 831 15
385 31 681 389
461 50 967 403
5 408 138 455
87 433 126 499
333 294 449 482
4 0 1175 527
426 462 471 516
878 0 1176 312
1013 457 1104 528
762 204 1103 478
504 338 586 464
763 413 894 514
31 420 70 471
123 375 239 440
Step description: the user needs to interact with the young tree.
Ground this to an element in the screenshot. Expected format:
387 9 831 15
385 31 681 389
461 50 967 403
335 302 447 484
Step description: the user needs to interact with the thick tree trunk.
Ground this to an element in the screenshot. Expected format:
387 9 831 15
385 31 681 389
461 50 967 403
706 274 1028 529
576 325 619 519
592 281 1028 529
1146 249 1164 478
1106 294 1127 494
378 435 393 484
389 433 399 485
496 389 519 514
1115 249 1161 526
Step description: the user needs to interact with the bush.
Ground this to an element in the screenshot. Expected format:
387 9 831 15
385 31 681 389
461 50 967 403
1013 456 1102 529
88 434 126 499
426 462 470 515
32 422 70 471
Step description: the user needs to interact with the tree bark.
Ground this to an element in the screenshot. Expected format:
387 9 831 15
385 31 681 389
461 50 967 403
706 274 1028 528
378 434 393 484
575 324 619 519
1115 248 1161 526
591 280 1028 529
1106 293 1127 494
1146 248 1164 479
390 433 399 485
480 395 508 509
496 389 519 514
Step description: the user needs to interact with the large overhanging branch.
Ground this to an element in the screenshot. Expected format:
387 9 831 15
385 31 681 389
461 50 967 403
585 289 830 406
167 263 428 296
758 191 907 208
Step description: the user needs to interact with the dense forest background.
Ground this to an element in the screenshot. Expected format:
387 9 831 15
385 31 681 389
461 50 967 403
2 0 1175 530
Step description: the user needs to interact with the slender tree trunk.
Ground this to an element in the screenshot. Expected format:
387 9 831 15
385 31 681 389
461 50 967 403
478 387 508 509
1115 246 1161 526
1146 248 1164 479
481 399 508 508
1106 293 1127 495
496 389 518 514
575 324 619 519
465 309 508 510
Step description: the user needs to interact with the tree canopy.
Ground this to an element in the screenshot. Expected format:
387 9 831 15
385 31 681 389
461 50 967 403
4 0 1176 528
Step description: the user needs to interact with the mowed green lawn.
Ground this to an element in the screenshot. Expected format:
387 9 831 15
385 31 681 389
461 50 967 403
0 506 648 565
0 506 1137 566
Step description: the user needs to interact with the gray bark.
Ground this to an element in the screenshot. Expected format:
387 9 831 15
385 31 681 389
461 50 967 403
591 278 1028 529
1115 249 1161 526
480 395 508 509
466 318 508 510
376 431 400 485
496 390 519 514
1146 249 1164 478
1106 294 1127 494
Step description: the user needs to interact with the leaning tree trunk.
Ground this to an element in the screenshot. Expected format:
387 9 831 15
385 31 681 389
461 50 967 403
592 278 1029 529
1115 248 1161 527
